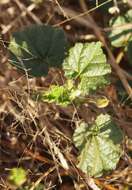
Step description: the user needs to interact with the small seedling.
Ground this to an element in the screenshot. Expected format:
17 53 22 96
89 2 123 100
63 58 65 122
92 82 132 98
9 167 27 187
9 24 123 177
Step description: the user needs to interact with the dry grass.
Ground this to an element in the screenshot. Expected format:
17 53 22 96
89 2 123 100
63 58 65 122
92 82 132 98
0 0 132 189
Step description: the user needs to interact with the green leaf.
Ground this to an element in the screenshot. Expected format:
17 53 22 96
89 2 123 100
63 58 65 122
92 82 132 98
108 11 132 47
40 80 83 106
41 85 71 106
63 42 109 78
9 25 67 77
78 76 110 95
9 167 27 187
73 114 123 177
94 96 110 108
63 42 111 94
125 9 132 23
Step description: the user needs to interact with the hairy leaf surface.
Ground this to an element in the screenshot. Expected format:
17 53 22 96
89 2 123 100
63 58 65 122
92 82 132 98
78 76 109 94
63 42 111 94
73 114 123 177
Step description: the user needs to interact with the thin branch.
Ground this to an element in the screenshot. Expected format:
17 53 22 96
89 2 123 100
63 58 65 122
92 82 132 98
54 0 112 27
13 0 42 24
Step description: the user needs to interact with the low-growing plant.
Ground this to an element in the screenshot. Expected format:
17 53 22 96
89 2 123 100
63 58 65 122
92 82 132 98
9 24 123 177
9 167 27 187
108 9 132 65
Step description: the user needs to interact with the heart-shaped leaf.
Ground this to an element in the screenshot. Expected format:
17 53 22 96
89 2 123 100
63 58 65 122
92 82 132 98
73 114 123 177
63 42 111 94
9 25 67 77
